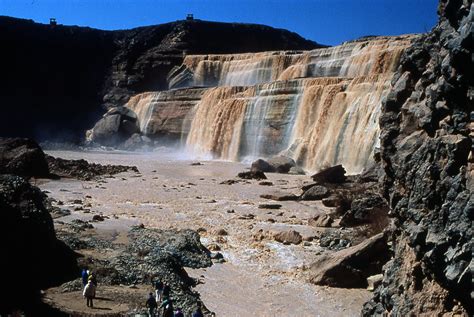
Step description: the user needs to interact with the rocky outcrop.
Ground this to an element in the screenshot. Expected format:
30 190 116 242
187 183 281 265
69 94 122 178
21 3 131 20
56 225 212 315
0 175 78 314
46 155 139 180
0 137 49 177
363 1 473 315
0 16 320 141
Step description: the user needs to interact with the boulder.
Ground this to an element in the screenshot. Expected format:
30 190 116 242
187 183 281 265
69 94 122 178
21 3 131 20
367 274 383 291
308 233 389 288
88 111 139 146
311 165 346 184
122 133 154 151
237 170 267 180
0 137 49 177
266 156 297 173
273 230 302 245
250 158 274 173
300 185 329 200
339 194 388 227
251 156 297 174
260 191 298 201
106 106 138 121
308 214 333 227
288 166 306 175
322 195 342 207
258 203 282 209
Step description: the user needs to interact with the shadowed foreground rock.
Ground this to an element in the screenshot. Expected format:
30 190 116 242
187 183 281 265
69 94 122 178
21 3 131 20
0 137 49 177
363 0 473 315
0 175 78 314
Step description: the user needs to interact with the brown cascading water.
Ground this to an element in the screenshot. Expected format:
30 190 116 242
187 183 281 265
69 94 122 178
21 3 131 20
127 36 413 173
125 88 206 138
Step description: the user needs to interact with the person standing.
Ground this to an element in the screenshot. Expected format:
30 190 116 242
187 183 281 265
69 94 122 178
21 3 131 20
83 280 96 308
88 272 97 286
192 302 204 317
162 283 170 298
154 280 164 304
174 307 184 317
146 292 158 316
160 298 174 317
81 269 89 286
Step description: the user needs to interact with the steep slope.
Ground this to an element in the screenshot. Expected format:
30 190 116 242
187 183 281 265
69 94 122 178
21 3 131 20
363 0 473 315
0 16 321 141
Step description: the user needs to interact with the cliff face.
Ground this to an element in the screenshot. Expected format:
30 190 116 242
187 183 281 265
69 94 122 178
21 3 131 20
0 16 320 141
363 0 473 315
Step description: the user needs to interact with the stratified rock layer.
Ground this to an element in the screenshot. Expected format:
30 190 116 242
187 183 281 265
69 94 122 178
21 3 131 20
363 0 473 315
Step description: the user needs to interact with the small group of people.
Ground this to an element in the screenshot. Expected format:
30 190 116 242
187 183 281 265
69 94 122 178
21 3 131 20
146 280 204 317
81 268 98 308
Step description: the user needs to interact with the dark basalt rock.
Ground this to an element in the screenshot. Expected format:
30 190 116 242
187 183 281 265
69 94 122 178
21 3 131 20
300 185 330 201
339 193 388 227
0 137 49 177
0 175 78 314
363 1 473 315
311 165 346 184
237 170 267 180
46 154 139 180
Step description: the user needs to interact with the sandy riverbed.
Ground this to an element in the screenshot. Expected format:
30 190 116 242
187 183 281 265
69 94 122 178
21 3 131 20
38 149 371 316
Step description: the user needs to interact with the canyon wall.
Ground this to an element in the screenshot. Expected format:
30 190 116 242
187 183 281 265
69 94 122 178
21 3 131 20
363 0 473 315
0 16 320 141
127 36 412 173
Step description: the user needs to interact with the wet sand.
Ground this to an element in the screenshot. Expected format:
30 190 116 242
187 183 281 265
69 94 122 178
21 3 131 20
38 149 371 316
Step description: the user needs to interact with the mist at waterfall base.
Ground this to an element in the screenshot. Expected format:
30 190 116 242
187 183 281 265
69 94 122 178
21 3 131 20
123 36 412 174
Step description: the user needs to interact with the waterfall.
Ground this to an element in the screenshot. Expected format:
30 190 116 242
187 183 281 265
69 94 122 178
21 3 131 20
126 35 414 173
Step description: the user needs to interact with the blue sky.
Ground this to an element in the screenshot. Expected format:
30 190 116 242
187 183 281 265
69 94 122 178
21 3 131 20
1 0 439 45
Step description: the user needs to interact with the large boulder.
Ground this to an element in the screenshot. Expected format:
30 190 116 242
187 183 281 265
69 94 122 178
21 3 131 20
273 230 302 245
0 175 78 313
300 185 330 200
308 233 389 288
0 137 49 178
251 156 297 174
87 107 139 146
311 165 346 184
